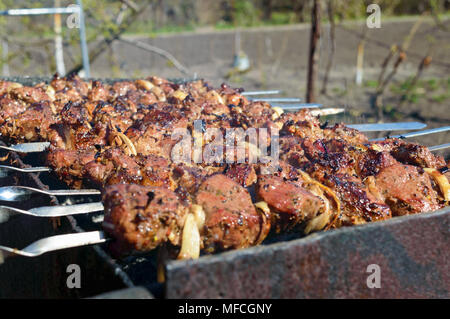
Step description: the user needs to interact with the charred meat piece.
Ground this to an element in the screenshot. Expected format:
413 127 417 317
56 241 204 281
279 137 393 226
257 175 325 232
137 154 174 189
8 85 51 104
373 139 446 169
102 183 188 255
0 94 28 124
322 172 392 226
125 107 189 157
172 163 224 196
224 163 257 187
196 174 269 251
374 163 444 216
84 148 142 186
323 123 369 145
0 102 56 142
46 148 96 188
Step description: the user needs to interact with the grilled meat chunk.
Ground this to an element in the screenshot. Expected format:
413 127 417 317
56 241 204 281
374 163 444 215
196 174 269 251
46 148 96 188
0 102 56 142
257 175 325 232
373 139 446 169
224 163 257 187
102 183 188 255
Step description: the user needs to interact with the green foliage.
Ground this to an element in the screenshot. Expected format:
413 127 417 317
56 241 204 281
389 76 449 104
364 80 379 88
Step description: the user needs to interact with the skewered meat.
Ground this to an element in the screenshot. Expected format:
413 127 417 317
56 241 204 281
257 175 325 232
102 183 188 255
0 101 56 142
1 75 448 259
196 174 270 251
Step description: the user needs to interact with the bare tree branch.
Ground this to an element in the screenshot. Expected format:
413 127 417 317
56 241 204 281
118 38 192 76
66 3 149 76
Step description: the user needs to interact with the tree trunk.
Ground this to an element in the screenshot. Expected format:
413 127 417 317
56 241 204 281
306 0 321 103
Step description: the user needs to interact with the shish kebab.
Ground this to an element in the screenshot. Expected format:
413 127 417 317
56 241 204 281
0 75 448 260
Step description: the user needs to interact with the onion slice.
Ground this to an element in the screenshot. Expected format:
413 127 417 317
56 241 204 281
424 168 450 202
254 201 272 244
116 132 137 156
178 213 201 260
191 204 205 230
271 107 284 120
135 79 154 91
299 170 341 232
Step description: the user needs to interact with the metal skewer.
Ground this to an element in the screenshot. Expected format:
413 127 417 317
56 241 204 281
346 122 426 132
250 97 301 102
428 143 450 152
0 202 104 219
276 103 323 110
0 165 50 177
310 108 344 116
0 142 50 153
0 186 101 201
242 90 281 96
0 231 107 260
370 126 450 141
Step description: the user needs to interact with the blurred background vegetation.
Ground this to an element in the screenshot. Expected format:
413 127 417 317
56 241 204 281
0 1 448 36
0 1 448 155
0 0 448 75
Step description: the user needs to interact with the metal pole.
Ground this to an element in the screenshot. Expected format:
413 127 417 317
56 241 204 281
54 0 66 75
77 0 90 78
0 8 79 16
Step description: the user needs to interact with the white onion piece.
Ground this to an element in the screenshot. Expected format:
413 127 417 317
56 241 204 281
254 201 270 215
136 79 154 91
424 168 450 202
300 170 341 232
172 89 188 101
178 213 200 260
191 204 205 230
45 85 56 101
271 107 284 120
116 132 137 156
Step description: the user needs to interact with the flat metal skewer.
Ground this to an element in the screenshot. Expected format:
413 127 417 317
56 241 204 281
347 122 426 132
242 90 281 96
0 186 101 201
0 142 50 153
428 143 450 152
0 202 104 219
310 108 344 116
0 231 107 260
275 103 323 110
0 165 50 177
370 126 450 141
250 97 301 102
